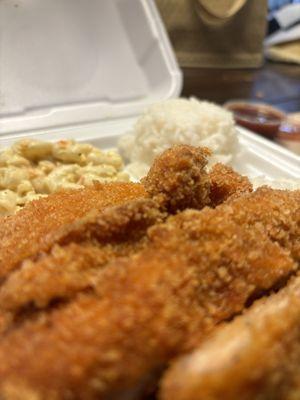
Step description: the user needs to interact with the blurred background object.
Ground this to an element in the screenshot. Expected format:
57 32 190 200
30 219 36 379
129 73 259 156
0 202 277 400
156 0 268 68
266 1 300 65
269 0 300 12
195 0 247 26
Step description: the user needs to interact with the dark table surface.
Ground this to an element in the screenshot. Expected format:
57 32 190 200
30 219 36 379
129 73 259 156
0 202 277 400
182 61 300 113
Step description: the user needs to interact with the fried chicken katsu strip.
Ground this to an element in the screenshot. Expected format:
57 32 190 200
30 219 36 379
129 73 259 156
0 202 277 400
0 144 250 291
0 190 296 400
2 185 297 322
0 199 162 318
160 275 300 400
0 144 252 285
0 145 211 326
0 197 161 334
0 144 294 399
0 145 211 284
0 182 146 280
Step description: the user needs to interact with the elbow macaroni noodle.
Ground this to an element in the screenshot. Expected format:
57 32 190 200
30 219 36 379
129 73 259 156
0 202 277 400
0 139 129 216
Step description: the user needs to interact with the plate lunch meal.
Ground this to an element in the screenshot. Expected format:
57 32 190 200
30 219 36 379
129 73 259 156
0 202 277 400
0 1 299 399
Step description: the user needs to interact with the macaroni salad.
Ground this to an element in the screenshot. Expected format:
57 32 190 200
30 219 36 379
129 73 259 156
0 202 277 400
0 139 129 216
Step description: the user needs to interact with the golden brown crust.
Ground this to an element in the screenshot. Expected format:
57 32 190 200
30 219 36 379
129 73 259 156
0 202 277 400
0 189 296 399
0 145 213 285
46 198 163 247
0 199 162 320
160 276 300 400
142 145 211 212
224 187 300 261
0 243 124 315
209 163 253 206
0 144 298 399
0 182 146 281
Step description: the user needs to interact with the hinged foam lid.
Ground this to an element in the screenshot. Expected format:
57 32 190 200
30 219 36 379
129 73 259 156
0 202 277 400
0 0 182 139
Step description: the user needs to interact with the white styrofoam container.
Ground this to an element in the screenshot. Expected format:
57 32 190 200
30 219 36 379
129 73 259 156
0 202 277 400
0 0 182 139
234 127 299 180
0 0 299 182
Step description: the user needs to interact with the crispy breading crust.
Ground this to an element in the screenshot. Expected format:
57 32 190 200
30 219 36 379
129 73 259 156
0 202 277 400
0 145 212 286
0 144 298 399
0 243 128 313
223 187 300 261
209 163 253 206
0 190 296 400
142 145 211 212
0 182 146 280
0 199 163 320
160 275 300 400
0 146 253 288
0 145 213 338
45 198 164 247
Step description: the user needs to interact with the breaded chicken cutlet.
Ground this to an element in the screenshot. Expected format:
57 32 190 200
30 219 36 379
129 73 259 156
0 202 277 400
0 144 251 286
0 145 214 282
0 145 253 332
0 144 294 400
0 145 213 333
0 188 298 399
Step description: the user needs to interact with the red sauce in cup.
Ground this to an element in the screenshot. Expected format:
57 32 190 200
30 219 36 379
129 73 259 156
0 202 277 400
224 101 286 139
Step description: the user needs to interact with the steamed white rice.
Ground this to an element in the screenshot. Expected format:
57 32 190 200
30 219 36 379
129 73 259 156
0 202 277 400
118 98 239 180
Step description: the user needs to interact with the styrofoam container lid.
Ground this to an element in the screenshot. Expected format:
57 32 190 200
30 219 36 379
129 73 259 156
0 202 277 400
0 0 182 139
